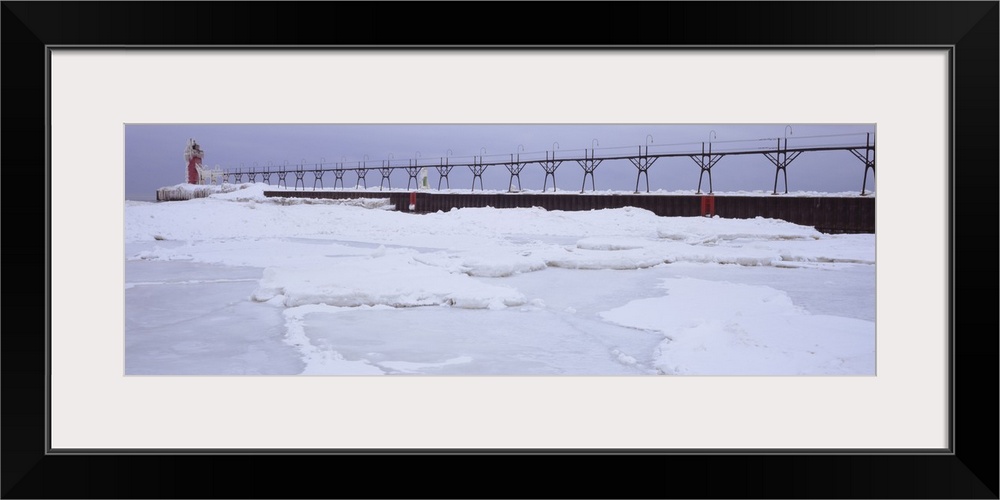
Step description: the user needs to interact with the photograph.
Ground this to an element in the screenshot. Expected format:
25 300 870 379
4 0 995 498
125 123 877 376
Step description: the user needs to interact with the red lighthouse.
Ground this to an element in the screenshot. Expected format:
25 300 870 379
184 138 205 184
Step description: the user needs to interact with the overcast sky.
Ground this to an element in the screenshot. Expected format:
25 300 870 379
125 124 875 199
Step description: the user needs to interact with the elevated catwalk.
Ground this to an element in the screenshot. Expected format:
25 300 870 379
264 190 875 234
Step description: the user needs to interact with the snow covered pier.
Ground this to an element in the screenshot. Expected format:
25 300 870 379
155 185 217 201
264 190 875 234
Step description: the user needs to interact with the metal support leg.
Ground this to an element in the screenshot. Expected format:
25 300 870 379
437 172 450 190
860 163 875 196
333 169 344 189
634 169 649 193
509 173 521 192
764 139 801 195
851 133 876 196
542 172 556 192
691 142 724 195
540 151 562 193
436 159 453 190
629 146 657 193
470 157 487 192
406 169 420 190
771 167 788 195
379 164 392 191
356 167 368 189
696 168 710 194
505 156 526 193
577 151 602 193
294 167 306 191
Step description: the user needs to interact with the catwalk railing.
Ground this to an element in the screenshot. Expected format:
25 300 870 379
218 133 877 196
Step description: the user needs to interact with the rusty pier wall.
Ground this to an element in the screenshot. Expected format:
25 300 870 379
264 191 875 234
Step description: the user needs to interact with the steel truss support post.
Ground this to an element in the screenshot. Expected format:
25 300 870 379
356 163 369 189
333 163 345 189
294 169 305 190
294 160 307 191
690 142 725 195
247 164 256 183
470 156 487 191
436 158 453 189
262 164 273 185
577 148 603 192
313 163 324 190
234 168 244 184
404 160 422 190
850 132 876 196
540 150 562 192
764 138 801 195
507 163 525 192
628 145 658 193
504 153 527 192
378 161 393 191
277 162 289 188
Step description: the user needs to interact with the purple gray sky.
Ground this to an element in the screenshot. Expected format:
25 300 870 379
125 124 875 200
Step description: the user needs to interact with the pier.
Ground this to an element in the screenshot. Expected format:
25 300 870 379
174 130 878 234
263 190 875 234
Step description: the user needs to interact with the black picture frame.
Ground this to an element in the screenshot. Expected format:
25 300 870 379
3 2 997 498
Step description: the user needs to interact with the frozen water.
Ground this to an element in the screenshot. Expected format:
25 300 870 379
125 184 875 375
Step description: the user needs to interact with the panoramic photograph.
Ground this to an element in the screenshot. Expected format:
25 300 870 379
124 123 876 376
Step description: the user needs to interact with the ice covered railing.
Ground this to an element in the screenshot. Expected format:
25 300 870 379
196 163 225 185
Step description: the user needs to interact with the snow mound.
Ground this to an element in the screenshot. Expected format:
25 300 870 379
251 253 527 309
208 183 271 202
599 277 874 375
657 216 822 243
771 235 876 265
542 246 672 270
414 251 548 278
575 237 649 251
429 206 663 239
669 246 782 267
